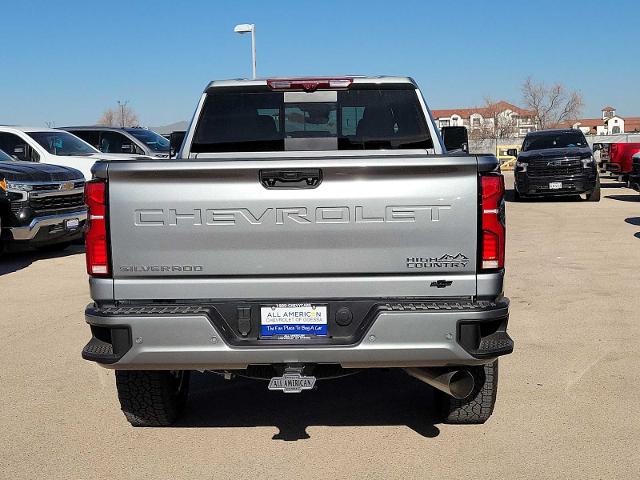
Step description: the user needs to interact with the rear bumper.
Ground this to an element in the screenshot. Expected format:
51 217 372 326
7 209 87 242
82 299 512 369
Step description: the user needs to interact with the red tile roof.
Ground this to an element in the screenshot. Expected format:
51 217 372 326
571 118 602 128
624 117 640 132
431 107 476 118
602 106 616 111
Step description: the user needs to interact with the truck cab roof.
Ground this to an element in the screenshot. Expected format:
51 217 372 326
524 128 580 137
0 126 62 133
204 76 418 91
61 126 148 131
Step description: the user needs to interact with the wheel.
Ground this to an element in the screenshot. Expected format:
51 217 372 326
36 241 71 252
115 370 190 427
512 185 522 201
435 360 498 424
586 176 601 202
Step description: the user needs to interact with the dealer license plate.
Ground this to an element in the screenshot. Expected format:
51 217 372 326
65 218 80 230
549 182 562 190
260 304 327 338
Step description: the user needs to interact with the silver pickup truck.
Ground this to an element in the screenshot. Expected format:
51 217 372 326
81 76 513 426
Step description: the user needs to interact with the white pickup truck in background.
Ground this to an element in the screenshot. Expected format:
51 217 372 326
0 126 141 179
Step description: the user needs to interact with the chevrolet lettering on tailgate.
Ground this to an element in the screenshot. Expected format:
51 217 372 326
133 205 452 227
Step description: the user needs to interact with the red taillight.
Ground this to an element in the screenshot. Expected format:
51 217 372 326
84 180 110 276
267 77 352 92
480 174 505 270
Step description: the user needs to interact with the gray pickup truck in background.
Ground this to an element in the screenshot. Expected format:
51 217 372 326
81 76 513 426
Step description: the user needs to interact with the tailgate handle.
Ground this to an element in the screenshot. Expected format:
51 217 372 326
260 169 322 189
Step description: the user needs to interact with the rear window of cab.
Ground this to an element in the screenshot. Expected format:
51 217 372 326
191 88 433 152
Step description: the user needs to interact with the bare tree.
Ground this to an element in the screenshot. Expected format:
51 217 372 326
469 97 518 141
97 109 116 126
97 101 139 127
521 77 584 129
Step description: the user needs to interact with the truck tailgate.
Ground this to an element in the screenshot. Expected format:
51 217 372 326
106 153 479 292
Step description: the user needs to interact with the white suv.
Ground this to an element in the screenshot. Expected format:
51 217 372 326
0 126 143 179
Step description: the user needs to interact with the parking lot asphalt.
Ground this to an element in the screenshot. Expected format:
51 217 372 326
1 172 639 479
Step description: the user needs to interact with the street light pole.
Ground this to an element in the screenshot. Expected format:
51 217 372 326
234 23 257 79
250 25 256 80
117 100 128 128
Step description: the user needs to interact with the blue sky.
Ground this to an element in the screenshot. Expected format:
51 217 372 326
1 0 638 126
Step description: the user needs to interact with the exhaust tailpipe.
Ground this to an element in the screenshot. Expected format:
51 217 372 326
404 367 475 399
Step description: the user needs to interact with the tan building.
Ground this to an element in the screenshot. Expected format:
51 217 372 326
431 101 536 137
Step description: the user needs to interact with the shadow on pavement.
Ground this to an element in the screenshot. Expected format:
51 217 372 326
176 369 441 440
599 179 628 189
504 189 581 203
605 194 640 202
627 218 640 240
0 244 84 276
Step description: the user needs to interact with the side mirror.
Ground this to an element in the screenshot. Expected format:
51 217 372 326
506 148 518 157
441 126 469 153
170 131 186 158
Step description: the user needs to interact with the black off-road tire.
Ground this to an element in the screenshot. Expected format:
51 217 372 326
512 187 521 201
115 370 190 427
436 360 498 424
586 176 601 202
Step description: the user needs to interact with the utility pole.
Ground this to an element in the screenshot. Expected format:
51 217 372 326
117 100 129 127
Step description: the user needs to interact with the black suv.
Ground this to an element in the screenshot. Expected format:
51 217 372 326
509 129 600 201
0 149 87 254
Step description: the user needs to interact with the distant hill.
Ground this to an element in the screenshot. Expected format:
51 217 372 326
148 121 188 135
